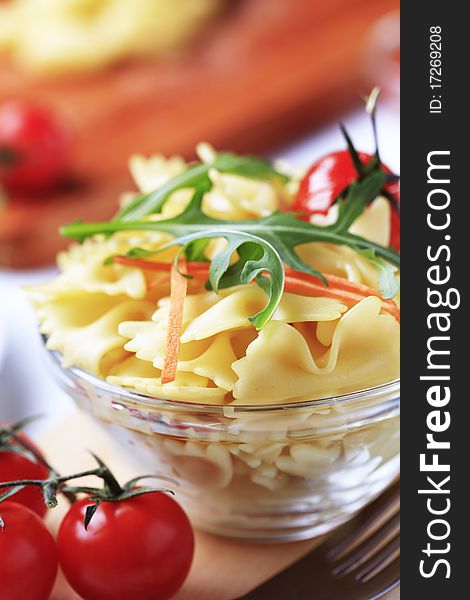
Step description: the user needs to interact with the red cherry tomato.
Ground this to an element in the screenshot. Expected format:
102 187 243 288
293 150 400 251
0 101 69 192
0 502 58 600
0 432 49 518
57 491 194 600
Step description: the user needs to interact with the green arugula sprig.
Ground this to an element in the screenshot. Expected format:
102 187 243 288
116 153 289 222
61 160 399 329
172 231 284 329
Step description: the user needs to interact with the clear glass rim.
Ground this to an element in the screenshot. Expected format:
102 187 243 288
45 341 400 415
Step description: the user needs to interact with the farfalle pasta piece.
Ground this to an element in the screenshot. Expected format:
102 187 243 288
57 230 175 271
203 169 280 220
273 293 347 323
35 293 124 335
180 284 348 343
310 197 392 248
177 333 238 391
152 289 221 325
30 231 176 302
129 153 187 194
180 285 266 342
297 242 382 290
107 355 161 379
292 322 331 359
127 144 283 223
34 261 148 301
119 284 354 392
232 296 399 404
315 319 338 347
108 366 227 403
131 378 227 403
108 336 229 402
44 297 155 375
349 196 392 247
119 320 210 368
120 319 239 391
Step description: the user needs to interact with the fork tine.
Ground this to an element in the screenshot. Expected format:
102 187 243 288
328 484 400 561
367 558 400 600
333 512 400 576
356 534 400 583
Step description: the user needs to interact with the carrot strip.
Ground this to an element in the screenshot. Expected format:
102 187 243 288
284 276 400 322
285 268 400 320
161 261 188 384
114 255 399 321
285 268 383 299
285 275 364 302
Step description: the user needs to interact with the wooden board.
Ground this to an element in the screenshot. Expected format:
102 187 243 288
42 409 399 599
0 0 398 268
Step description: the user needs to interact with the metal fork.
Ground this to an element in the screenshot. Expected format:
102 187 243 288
238 482 400 600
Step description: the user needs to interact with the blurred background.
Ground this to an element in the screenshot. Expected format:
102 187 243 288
0 0 399 436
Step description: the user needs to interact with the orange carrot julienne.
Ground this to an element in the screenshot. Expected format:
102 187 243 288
284 275 400 322
114 255 399 321
161 261 188 384
284 275 364 302
285 268 384 299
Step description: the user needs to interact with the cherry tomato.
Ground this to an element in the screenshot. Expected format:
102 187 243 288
0 502 58 600
0 101 69 192
293 150 400 251
0 431 49 518
57 491 194 600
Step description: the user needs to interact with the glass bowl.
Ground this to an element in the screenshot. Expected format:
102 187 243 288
44 341 400 542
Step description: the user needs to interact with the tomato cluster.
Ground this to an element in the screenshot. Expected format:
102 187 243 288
0 424 194 600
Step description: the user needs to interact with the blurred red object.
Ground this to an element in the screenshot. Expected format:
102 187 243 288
0 101 70 192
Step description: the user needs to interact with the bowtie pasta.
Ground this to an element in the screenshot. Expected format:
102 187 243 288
29 143 399 406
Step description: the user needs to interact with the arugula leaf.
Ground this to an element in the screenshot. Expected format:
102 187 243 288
115 165 210 222
61 159 400 329
212 153 289 182
209 242 264 291
115 153 288 222
358 249 399 299
171 231 284 329
184 238 211 262
63 170 398 266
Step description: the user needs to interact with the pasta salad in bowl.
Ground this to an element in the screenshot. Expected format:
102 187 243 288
29 105 400 540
